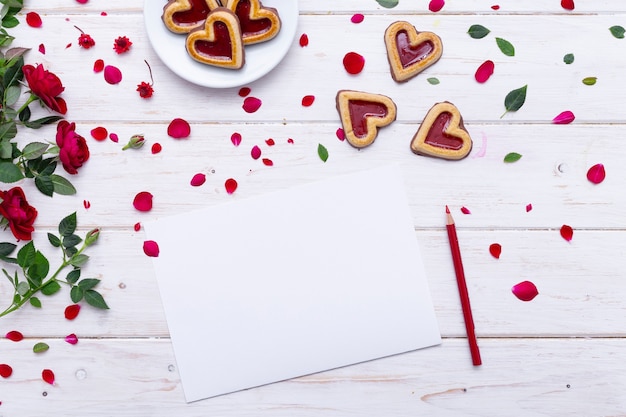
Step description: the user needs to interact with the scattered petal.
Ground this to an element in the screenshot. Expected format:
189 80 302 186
552 110 575 124
26 12 43 28
343 52 365 74
461 207 471 214
42 369 55 385
561 0 575 10
351 13 364 23
262 158 274 166
5 331 23 342
586 163 606 184
133 191 153 212
526 203 533 212
560 224 574 242
242 97 262 113
83 200 90 209
143 240 160 257
299 33 309 47
512 281 539 302
109 132 119 143
489 243 502 259
225 178 238 194
93 59 104 72
231 132 242 146
190 173 206 187
90 126 108 141
103 65 122 84
0 364 12 378
428 0 445 12
134 222 141 232
251 145 262 160
38 43 46 54
475 60 495 83
336 128 345 141
238 87 251 97
76 0 89 3
167 118 191 139
113 35 132 54
151 143 162 154
265 138 275 146
287 138 294 144
301 95 315 107
491 5 500 10
64 304 81 320
65 333 78 345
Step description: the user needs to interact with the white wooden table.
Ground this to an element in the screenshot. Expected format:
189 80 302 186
1 1 626 415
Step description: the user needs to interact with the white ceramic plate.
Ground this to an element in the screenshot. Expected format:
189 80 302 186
144 0 299 88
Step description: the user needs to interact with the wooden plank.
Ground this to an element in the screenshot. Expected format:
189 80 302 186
0 338 624 416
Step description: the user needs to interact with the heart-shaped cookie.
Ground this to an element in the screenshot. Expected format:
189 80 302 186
186 8 245 69
384 21 443 83
410 102 472 160
162 0 223 34
226 0 281 45
336 90 397 148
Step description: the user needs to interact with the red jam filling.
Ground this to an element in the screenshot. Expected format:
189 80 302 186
235 0 273 36
425 112 464 150
194 21 232 59
395 30 434 68
348 100 389 138
172 0 212 26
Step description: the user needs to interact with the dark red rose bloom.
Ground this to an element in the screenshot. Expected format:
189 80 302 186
56 121 90 175
0 187 38 241
113 36 132 54
136 81 154 98
78 33 95 49
22 64 67 115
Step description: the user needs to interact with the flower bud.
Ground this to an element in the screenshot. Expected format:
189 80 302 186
122 134 145 150
85 228 100 246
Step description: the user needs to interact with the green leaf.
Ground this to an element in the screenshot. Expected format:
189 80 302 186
427 77 440 85
66 269 81 284
504 152 523 163
495 37 515 56
563 53 575 64
47 233 61 248
22 115 63 129
582 77 597 86
70 286 83 303
59 212 77 237
16 280 29 296
0 242 16 257
17 240 35 268
4 84 19 106
2 15 19 28
27 251 50 285
0 140 11 159
84 289 109 309
62 234 82 248
50 174 77 195
318 143 328 163
0 161 23 182
610 25 625 39
41 280 61 296
78 278 100 291
33 342 49 353
70 254 89 268
2 55 22 87
35 175 54 197
502 85 528 117
0 120 16 140
467 24 490 39
18 104 30 122
29 296 41 308
21 142 48 160
375 0 398 8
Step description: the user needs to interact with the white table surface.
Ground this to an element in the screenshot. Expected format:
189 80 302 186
1 1 626 415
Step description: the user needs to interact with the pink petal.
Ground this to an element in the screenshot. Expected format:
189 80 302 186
231 132 242 147
428 0 445 12
76 0 89 3
90 126 108 141
134 222 141 231
301 95 315 107
133 191 153 212
38 43 46 54
526 203 533 212
265 138 275 146
343 52 365 75
93 59 105 72
586 163 605 184
103 65 122 84
242 97 262 113
351 13 364 23
0 364 12 378
489 243 502 259
262 158 274 166
552 110 575 124
167 118 191 139
5 331 23 342
512 281 539 301
461 206 471 214
64 304 81 320
475 60 495 83
109 133 119 142
251 145 262 160
83 200 91 209
143 240 160 257
65 334 79 345
560 224 574 242
238 87 251 97
561 0 575 10
225 178 238 194
299 33 309 47
42 369 55 385
336 128 345 141
190 173 206 187
26 12 43 28
151 143 162 154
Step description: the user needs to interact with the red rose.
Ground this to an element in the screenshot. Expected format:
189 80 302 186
22 64 67 115
56 121 90 175
0 187 38 241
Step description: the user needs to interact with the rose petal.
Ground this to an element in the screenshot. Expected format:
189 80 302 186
560 224 574 242
64 304 81 320
586 163 605 184
287 138 294 144
90 126 108 141
301 95 315 107
336 128 345 141
251 145 261 160
38 43 46 54
225 178 238 194
461 206 471 214
489 243 502 259
167 118 191 139
133 191 153 212
134 222 141 232
76 0 89 3
475 60 495 83
552 110 575 124
65 333 78 345
491 5 500 10
83 200 91 209
343 52 365 75
103 65 122 84
428 0 445 12
151 143 162 154
299 33 309 47
526 203 533 212
5 331 23 342
42 369 55 385
143 240 160 257
561 0 575 10
238 87 251 97
26 12 43 28
351 13 364 23
190 173 206 187
242 97 262 113
265 138 275 146
231 132 242 147
0 364 13 378
512 281 539 301
93 59 104 72
262 158 274 166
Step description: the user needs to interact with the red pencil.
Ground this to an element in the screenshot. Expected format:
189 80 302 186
445 206 482 366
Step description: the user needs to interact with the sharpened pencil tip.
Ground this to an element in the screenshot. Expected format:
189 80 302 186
445 205 450 214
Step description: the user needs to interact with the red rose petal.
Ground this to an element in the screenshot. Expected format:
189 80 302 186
561 0 575 10
301 95 315 107
242 97 262 113
265 138 275 146
190 173 206 187
143 240 160 257
489 243 502 259
552 110 575 124
38 43 46 54
0 364 12 378
65 333 78 345
491 5 500 10
42 369 55 385
167 118 191 139
5 331 23 342
299 33 309 47
262 158 274 166
134 222 141 232
103 65 122 84
251 145 262 160
336 128 345 141
109 132 119 143
83 200 91 209
26 12 43 28
231 132 242 147
93 59 105 72
586 163 605 184
428 0 445 12
151 143 162 154
101 11 107 15
461 206 471 214
343 52 365 75
475 60 495 83
351 13 364 23
238 87 251 97
225 178 238 194
64 304 81 320
512 281 539 301
133 191 153 212
526 203 533 212
287 138 294 144
560 224 574 242
90 126 108 141
66 43 72 49
76 0 88 3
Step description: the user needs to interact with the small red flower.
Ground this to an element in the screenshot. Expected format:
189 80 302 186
104 65 122 84
75 26 95 49
136 82 153 99
42 369 55 385
133 191 153 212
225 178 238 194
26 12 43 28
65 333 79 345
57 121 90 174
0 188 37 241
167 118 191 139
343 52 365 75
242 97 262 113
0 364 12 378
5 331 23 342
113 35 132 54
64 304 81 320
143 240 160 257
299 33 309 47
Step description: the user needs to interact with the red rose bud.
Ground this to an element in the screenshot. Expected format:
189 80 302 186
85 228 100 246
122 134 145 150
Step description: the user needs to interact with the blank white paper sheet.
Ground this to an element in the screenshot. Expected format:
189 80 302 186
144 165 441 402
